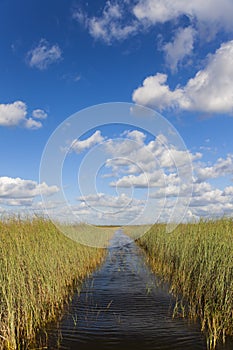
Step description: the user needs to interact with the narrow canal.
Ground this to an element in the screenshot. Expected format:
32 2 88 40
45 231 233 350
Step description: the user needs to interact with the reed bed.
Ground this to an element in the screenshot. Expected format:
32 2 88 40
136 219 233 349
0 217 106 349
58 223 117 248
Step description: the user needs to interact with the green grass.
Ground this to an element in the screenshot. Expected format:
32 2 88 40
0 217 106 349
136 219 233 349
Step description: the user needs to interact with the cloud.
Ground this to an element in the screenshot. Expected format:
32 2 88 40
0 101 27 127
0 177 59 207
133 0 182 24
73 1 139 44
133 40 233 114
162 26 196 72
24 118 42 129
148 148 233 219
150 180 211 199
190 188 224 207
71 130 105 153
122 129 146 144
0 101 47 129
116 132 197 175
0 198 34 207
72 9 87 25
133 0 233 32
32 109 48 119
74 0 233 44
195 155 233 182
101 130 233 220
133 73 182 110
103 131 196 188
58 129 233 223
187 182 233 218
78 192 144 211
75 192 146 225
63 129 193 224
61 73 82 83
150 178 233 220
27 39 62 70
110 171 162 188
223 186 233 196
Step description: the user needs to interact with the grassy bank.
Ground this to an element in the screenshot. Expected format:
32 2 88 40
0 217 106 349
136 219 233 349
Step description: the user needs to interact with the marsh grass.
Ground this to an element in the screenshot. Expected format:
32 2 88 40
0 217 106 349
57 223 117 248
136 219 233 349
122 225 152 241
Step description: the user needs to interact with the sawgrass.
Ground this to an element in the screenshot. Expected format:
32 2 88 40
0 217 106 349
137 219 233 349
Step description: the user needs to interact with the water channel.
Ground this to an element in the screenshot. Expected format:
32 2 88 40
44 231 233 350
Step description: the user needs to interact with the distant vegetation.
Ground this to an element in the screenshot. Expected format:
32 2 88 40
0 217 106 349
137 219 233 349
57 222 116 248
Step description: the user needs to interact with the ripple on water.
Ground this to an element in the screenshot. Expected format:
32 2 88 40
45 230 232 350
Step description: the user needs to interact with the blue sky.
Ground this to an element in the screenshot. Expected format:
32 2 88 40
1 0 233 226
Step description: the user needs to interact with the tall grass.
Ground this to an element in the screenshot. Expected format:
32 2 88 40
58 223 118 248
0 217 106 349
136 219 233 349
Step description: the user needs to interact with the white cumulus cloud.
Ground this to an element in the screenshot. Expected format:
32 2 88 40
75 192 146 225
195 155 233 182
0 177 59 206
133 73 182 110
0 101 47 129
0 101 27 127
32 109 48 119
133 40 233 114
133 0 233 32
62 129 233 223
71 130 105 154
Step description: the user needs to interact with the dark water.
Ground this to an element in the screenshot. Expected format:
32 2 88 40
45 231 233 350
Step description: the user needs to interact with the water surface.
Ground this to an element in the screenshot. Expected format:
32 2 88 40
45 231 232 350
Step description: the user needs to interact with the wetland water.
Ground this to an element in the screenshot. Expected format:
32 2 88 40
45 231 232 350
